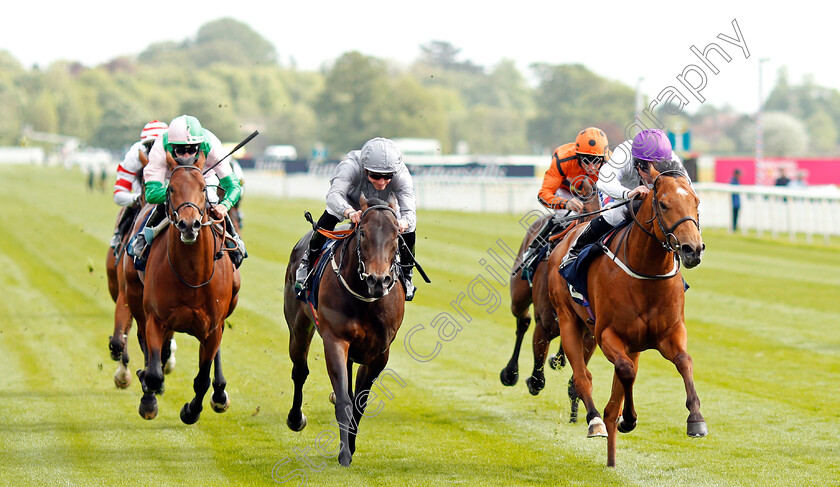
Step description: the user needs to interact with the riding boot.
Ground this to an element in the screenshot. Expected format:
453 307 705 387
400 231 417 301
295 210 338 294
130 204 165 270
518 219 554 279
559 215 613 269
224 214 247 269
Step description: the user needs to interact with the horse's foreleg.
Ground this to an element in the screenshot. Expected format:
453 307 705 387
557 313 604 437
349 352 389 457
500 290 531 386
209 348 229 413
137 316 164 420
286 320 315 432
322 335 353 467
526 315 557 396
658 325 707 437
111 293 133 388
600 328 640 467
180 340 217 425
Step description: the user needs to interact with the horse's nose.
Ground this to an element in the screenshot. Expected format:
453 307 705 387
365 273 391 297
680 243 703 269
191 220 201 232
176 220 188 232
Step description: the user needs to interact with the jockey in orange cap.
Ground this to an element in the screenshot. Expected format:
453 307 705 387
518 127 609 278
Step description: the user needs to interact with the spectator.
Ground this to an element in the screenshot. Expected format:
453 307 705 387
730 169 741 233
774 168 791 187
790 170 808 188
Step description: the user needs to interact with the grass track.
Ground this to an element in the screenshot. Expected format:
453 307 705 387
0 165 838 486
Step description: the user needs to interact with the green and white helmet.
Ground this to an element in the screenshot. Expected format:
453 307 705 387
168 115 204 145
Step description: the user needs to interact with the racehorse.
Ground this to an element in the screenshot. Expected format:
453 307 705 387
106 154 176 388
130 151 240 422
547 160 706 467
500 181 598 422
284 194 405 466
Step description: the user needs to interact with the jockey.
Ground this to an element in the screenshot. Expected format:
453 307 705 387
560 128 691 269
519 127 609 275
294 137 419 300
109 120 168 248
133 115 246 268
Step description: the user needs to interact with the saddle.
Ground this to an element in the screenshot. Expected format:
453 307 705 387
559 221 630 306
520 220 575 284
297 240 338 309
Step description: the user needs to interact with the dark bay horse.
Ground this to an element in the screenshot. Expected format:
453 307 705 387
500 183 598 422
284 194 405 467
547 161 706 466
129 152 240 422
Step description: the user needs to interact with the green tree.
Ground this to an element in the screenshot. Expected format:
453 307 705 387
315 51 390 154
805 110 837 153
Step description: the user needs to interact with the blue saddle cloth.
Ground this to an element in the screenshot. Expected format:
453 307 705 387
558 242 602 306
302 240 338 310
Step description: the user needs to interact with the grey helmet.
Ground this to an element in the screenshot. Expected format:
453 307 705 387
360 137 402 173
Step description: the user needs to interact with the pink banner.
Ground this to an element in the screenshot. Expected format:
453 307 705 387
716 158 840 186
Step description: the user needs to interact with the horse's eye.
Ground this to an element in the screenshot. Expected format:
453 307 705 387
659 201 667 211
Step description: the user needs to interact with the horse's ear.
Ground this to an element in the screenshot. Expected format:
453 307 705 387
649 163 662 180
139 148 149 167
359 193 368 210
195 151 206 170
387 192 397 210
165 151 177 171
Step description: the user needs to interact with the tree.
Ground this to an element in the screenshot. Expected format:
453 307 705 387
740 111 809 157
805 110 837 153
314 51 390 154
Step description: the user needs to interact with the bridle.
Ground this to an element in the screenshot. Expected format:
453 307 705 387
629 169 700 253
604 169 700 280
164 165 223 288
331 204 400 302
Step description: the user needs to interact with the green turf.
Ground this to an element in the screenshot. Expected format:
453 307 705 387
0 165 838 486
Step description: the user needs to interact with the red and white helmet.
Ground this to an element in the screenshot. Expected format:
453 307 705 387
140 120 168 143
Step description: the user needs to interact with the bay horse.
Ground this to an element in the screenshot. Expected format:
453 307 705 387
547 160 706 466
106 153 176 388
130 151 240 422
284 194 405 467
500 181 598 422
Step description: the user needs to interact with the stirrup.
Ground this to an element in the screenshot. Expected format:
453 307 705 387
559 250 579 270
294 259 310 293
404 279 416 301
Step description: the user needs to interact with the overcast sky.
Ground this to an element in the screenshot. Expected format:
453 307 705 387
1 1 827 115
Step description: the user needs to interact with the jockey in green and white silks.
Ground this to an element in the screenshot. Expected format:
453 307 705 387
135 115 246 268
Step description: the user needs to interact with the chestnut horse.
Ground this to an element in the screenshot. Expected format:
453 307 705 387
284 195 405 467
547 161 706 467
500 183 598 422
130 152 240 422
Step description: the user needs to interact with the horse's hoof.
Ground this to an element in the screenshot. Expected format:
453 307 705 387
329 392 336 405
548 353 565 370
286 412 307 432
163 356 176 375
338 451 352 467
525 376 544 396
587 417 608 437
687 421 708 437
617 416 636 434
180 403 201 425
114 366 132 389
499 367 518 386
210 391 230 413
139 396 158 420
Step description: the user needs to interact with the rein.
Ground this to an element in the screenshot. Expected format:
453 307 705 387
607 170 699 280
164 165 225 288
329 204 399 302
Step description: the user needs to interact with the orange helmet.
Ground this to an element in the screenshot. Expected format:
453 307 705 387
574 127 609 156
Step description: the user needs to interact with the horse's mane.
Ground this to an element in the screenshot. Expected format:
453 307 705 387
652 158 686 177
